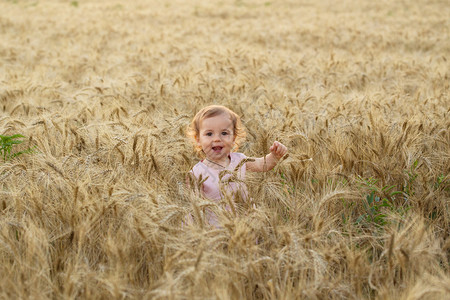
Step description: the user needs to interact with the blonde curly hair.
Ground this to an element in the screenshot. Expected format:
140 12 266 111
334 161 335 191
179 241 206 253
187 105 246 156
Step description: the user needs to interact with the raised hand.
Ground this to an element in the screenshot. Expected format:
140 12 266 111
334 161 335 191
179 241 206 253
269 141 288 160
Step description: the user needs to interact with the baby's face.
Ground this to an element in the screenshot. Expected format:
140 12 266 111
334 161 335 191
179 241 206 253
197 113 235 163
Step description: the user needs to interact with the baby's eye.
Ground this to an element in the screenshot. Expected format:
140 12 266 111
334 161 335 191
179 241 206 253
221 132 228 136
206 132 213 136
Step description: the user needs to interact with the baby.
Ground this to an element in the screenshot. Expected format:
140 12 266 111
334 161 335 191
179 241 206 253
187 105 288 207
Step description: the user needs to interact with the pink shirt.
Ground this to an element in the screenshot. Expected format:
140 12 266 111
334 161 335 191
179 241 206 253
191 152 248 201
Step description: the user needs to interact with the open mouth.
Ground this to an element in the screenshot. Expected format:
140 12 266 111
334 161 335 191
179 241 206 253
212 146 223 151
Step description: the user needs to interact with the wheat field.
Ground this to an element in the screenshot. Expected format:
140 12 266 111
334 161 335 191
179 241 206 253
0 0 449 299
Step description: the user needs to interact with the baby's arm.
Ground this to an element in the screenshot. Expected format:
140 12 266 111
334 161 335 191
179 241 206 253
246 141 288 172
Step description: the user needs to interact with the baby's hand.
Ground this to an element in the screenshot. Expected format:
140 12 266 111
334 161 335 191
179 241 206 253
269 141 288 160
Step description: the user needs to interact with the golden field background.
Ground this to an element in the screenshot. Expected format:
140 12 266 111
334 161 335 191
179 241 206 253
0 0 449 298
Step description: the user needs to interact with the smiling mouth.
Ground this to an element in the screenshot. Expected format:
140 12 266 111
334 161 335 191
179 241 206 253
212 146 223 151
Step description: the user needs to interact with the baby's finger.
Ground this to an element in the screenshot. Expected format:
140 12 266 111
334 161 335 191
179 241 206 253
270 142 277 151
276 146 282 154
277 144 287 156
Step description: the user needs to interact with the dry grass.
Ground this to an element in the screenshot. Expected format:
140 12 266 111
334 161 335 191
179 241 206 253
0 0 449 299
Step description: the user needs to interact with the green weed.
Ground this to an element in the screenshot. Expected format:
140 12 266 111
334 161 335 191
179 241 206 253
354 177 410 228
0 134 35 162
